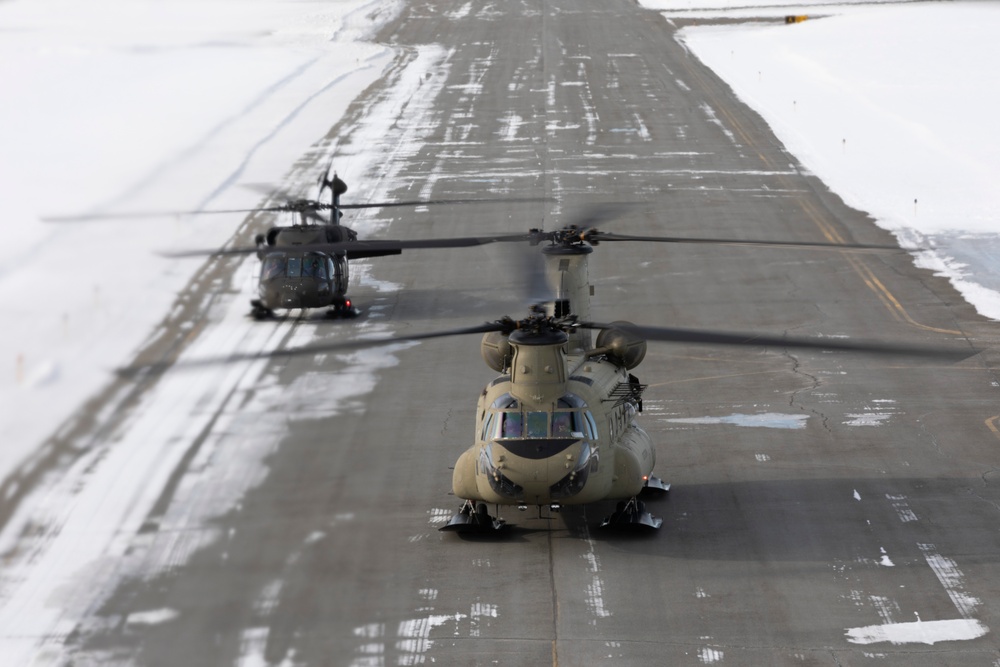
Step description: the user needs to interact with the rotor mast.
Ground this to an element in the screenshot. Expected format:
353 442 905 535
541 243 594 353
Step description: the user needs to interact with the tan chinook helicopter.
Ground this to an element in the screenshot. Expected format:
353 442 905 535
130 214 975 534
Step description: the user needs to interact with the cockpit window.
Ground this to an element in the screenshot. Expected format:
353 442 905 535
488 393 594 441
500 411 522 438
526 412 548 438
301 255 327 279
550 411 575 436
262 256 286 281
287 256 302 278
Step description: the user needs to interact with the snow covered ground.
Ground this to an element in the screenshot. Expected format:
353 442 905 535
645 0 1000 320
0 0 401 481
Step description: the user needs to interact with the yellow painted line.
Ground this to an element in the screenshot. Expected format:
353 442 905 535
798 198 963 335
986 416 1000 441
682 49 964 337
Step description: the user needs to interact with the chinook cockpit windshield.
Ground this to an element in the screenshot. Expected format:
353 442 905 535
261 253 331 281
482 393 597 441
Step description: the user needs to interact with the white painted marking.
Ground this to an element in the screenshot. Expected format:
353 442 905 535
853 489 862 501
844 413 892 427
886 494 918 523
698 646 725 663
919 544 981 618
427 508 452 524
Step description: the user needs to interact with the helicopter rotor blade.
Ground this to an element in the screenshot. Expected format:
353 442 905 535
588 231 901 252
118 321 509 377
159 232 535 259
41 207 282 222
46 193 554 222
336 196 554 209
557 202 643 234
577 320 977 362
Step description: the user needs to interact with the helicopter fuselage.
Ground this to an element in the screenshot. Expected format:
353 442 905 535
452 331 654 509
256 249 350 311
251 223 359 316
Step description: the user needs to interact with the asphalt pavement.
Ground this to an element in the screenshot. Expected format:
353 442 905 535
21 0 1000 664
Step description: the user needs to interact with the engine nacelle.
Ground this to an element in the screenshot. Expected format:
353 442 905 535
595 321 647 370
481 331 512 372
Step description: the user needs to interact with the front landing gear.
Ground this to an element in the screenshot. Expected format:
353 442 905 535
327 298 360 319
600 498 662 531
440 501 507 534
249 299 274 320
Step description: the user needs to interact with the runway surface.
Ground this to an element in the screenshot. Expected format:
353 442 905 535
5 0 1000 665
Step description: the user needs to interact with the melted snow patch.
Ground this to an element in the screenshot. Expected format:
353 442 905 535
668 412 808 429
846 619 987 645
126 608 179 626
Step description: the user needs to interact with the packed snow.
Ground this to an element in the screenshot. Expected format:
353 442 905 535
0 0 401 481
647 0 1000 319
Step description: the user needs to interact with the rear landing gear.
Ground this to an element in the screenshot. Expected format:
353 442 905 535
640 474 670 498
440 501 507 534
600 497 662 531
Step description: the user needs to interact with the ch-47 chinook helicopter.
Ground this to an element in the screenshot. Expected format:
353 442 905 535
127 214 976 535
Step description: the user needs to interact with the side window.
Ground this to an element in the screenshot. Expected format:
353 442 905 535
481 412 494 441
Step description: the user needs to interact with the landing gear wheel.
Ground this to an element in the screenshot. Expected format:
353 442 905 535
440 500 508 534
600 496 662 531
327 299 360 319
249 299 274 320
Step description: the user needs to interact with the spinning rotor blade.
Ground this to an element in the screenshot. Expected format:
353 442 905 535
337 196 553 209
578 320 977 362
44 190 551 222
160 232 534 259
587 231 900 252
557 202 642 234
119 321 508 377
43 208 279 222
